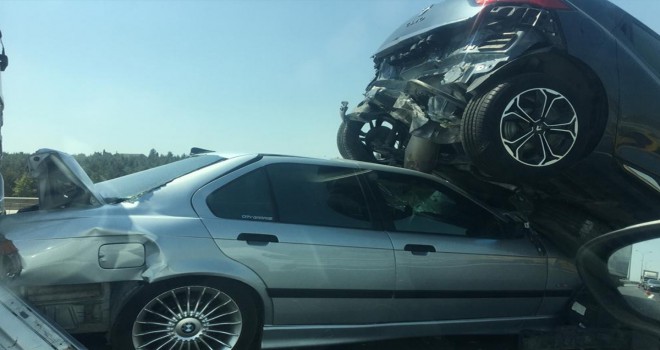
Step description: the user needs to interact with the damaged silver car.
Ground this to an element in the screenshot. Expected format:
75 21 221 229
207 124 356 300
0 149 580 349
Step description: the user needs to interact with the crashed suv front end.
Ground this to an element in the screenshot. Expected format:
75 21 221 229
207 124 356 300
357 0 565 140
339 0 660 259
339 0 605 179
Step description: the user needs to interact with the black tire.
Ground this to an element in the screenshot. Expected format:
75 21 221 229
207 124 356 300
336 117 407 166
462 73 591 180
336 120 372 161
111 278 259 350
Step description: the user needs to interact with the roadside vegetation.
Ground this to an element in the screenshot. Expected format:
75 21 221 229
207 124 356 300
0 149 184 197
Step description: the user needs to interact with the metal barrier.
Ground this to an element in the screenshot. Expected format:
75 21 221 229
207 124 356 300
4 197 38 212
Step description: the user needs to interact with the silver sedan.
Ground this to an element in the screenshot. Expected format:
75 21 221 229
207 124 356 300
0 149 580 349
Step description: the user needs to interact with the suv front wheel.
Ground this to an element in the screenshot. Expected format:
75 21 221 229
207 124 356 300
462 73 591 180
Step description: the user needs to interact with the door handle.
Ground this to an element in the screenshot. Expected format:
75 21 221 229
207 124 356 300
404 244 436 255
237 233 279 245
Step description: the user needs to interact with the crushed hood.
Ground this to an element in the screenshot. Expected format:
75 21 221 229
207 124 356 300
28 149 104 210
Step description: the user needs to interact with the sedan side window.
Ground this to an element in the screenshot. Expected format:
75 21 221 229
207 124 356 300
206 168 275 222
369 172 502 237
266 163 373 230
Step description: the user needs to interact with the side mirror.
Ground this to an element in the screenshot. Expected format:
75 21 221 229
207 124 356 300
577 220 660 337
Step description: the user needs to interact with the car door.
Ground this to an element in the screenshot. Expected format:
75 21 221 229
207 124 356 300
362 169 548 324
192 159 396 326
613 12 660 183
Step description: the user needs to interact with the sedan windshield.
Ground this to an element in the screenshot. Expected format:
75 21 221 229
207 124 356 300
95 154 224 201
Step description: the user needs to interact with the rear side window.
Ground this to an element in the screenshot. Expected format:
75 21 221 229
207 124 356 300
206 168 275 221
206 163 373 230
266 163 373 229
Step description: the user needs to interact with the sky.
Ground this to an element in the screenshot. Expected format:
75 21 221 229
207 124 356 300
0 0 657 157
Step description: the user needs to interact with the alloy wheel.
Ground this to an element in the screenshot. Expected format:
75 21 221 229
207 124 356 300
132 286 242 350
499 87 578 167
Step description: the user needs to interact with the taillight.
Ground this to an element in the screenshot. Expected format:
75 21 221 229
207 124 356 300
0 238 17 255
0 237 21 279
475 0 571 10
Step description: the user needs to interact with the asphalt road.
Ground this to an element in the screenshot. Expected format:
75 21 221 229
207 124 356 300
619 285 660 321
292 335 519 350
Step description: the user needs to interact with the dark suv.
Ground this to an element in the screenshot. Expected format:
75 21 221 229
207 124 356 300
339 0 660 184
338 0 660 252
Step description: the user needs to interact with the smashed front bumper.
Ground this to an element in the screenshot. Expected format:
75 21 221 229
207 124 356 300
347 3 565 144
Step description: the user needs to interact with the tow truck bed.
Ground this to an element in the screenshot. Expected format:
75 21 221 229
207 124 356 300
0 283 84 350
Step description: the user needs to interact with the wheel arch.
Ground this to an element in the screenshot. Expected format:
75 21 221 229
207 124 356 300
109 273 266 349
109 268 272 338
148 274 265 321
468 50 609 156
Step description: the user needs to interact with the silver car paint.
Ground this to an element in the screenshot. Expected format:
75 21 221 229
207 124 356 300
0 152 580 348
0 154 275 323
387 232 548 322
349 160 562 326
192 156 578 347
261 315 560 349
536 236 582 317
192 159 397 325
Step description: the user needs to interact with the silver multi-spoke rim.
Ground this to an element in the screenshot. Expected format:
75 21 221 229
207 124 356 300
499 87 578 167
132 286 242 350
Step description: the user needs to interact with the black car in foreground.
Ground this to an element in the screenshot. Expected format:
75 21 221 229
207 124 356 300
338 0 660 255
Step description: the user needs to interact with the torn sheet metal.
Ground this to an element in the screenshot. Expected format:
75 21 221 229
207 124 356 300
27 149 104 210
344 3 564 150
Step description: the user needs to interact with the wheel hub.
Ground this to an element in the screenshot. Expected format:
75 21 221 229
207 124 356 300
499 87 578 167
174 317 203 338
356 117 406 165
364 126 391 148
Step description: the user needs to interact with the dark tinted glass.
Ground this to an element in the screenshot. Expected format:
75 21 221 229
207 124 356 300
368 171 501 237
206 168 275 222
626 20 660 77
267 163 372 229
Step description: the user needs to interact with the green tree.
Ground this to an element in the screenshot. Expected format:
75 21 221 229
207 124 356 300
12 173 36 197
1 149 185 197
